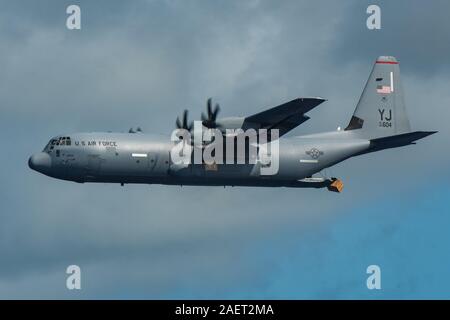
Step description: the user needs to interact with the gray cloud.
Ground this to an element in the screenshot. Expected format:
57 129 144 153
333 0 450 77
0 0 448 298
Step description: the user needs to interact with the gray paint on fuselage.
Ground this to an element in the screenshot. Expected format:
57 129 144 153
32 131 370 187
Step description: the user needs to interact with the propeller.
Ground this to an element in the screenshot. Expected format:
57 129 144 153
175 109 193 132
201 98 220 128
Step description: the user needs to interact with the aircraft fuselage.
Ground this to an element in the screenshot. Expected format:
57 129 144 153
28 131 370 188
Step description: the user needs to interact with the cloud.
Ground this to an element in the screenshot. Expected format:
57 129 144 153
333 0 450 77
0 0 448 298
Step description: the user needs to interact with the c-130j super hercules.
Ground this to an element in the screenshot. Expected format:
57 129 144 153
29 56 435 192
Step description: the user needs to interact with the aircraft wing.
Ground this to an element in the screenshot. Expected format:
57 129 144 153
243 97 326 137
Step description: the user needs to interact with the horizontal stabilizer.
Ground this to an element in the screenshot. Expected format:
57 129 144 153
368 131 437 152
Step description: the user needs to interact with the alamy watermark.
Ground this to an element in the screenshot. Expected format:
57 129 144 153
170 122 280 175
366 5 381 30
66 5 81 30
66 265 81 290
366 265 381 290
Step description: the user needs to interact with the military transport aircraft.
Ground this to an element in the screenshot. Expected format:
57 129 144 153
29 56 435 192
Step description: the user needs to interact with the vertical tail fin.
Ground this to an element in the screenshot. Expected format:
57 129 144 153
345 56 411 138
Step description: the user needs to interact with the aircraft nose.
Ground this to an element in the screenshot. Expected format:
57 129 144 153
28 152 52 172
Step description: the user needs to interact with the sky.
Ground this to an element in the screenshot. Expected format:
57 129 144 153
0 0 449 299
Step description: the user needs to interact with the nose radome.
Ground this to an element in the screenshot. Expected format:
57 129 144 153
28 152 52 172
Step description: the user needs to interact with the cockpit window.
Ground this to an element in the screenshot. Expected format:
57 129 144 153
43 139 56 153
61 137 71 146
43 137 70 153
53 137 72 147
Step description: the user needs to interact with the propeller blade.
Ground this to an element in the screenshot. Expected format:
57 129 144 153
202 98 220 128
187 121 194 132
213 103 220 119
182 109 188 128
207 98 212 118
176 109 193 131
